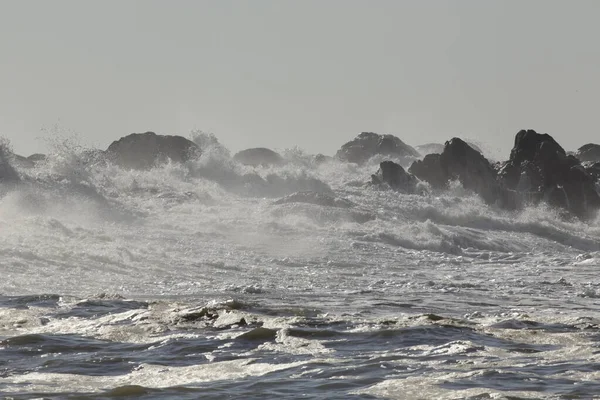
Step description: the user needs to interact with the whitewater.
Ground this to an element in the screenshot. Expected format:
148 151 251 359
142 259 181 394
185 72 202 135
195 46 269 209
2 133 600 400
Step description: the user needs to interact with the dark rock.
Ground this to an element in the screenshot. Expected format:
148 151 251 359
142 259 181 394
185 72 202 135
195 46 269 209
409 154 446 189
499 130 600 218
371 161 419 193
106 132 199 170
584 162 600 181
233 148 284 167
336 132 420 164
440 138 502 205
576 144 600 163
410 139 508 206
0 146 20 183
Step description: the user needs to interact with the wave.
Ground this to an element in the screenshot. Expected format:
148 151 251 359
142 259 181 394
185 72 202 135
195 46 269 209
1 134 599 261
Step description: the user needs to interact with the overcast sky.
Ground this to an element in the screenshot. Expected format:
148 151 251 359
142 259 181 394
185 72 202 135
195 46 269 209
1 0 599 157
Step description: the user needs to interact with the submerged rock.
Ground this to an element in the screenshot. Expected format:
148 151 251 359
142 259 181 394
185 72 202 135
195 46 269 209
106 132 199 170
371 161 419 193
499 129 600 218
233 148 284 167
336 132 419 164
576 143 600 163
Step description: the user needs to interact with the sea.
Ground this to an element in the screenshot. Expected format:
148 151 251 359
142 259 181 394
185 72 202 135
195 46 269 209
1 135 600 400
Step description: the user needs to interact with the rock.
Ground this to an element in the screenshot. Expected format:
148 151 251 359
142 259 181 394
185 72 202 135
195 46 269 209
440 138 502 205
409 154 446 189
106 132 199 170
0 145 20 183
499 129 600 218
371 161 419 193
584 162 600 181
409 139 501 206
336 132 420 164
576 144 600 163
416 143 444 156
233 148 284 167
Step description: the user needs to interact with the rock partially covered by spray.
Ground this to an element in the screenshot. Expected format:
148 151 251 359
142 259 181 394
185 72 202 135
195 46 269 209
498 129 600 218
371 161 420 194
0 140 21 184
336 132 420 165
233 148 284 167
106 132 200 170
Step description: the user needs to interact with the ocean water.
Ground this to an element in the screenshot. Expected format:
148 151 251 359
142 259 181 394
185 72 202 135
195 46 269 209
2 138 600 399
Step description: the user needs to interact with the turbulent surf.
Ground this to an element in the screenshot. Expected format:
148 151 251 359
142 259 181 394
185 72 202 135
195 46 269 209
1 130 600 399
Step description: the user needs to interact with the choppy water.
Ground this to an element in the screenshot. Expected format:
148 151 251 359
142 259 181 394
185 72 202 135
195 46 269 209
2 137 600 399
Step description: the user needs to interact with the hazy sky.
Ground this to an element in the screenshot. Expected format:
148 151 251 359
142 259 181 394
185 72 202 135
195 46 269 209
1 0 599 157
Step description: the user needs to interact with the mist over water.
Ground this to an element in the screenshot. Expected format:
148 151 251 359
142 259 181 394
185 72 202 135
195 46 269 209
1 131 600 399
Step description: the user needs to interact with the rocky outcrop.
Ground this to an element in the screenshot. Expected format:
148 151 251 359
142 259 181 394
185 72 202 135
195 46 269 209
336 132 419 164
233 148 284 167
440 138 501 205
377 130 600 218
576 144 600 163
371 161 419 193
409 139 501 205
409 154 446 189
498 130 600 218
106 132 199 170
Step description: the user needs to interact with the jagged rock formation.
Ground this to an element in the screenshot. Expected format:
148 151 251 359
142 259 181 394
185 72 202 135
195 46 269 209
409 139 501 204
371 161 419 193
498 129 600 218
106 132 200 170
409 154 446 189
440 138 501 205
336 132 419 164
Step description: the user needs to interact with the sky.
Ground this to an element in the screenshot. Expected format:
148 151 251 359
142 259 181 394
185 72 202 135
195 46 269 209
1 0 599 157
